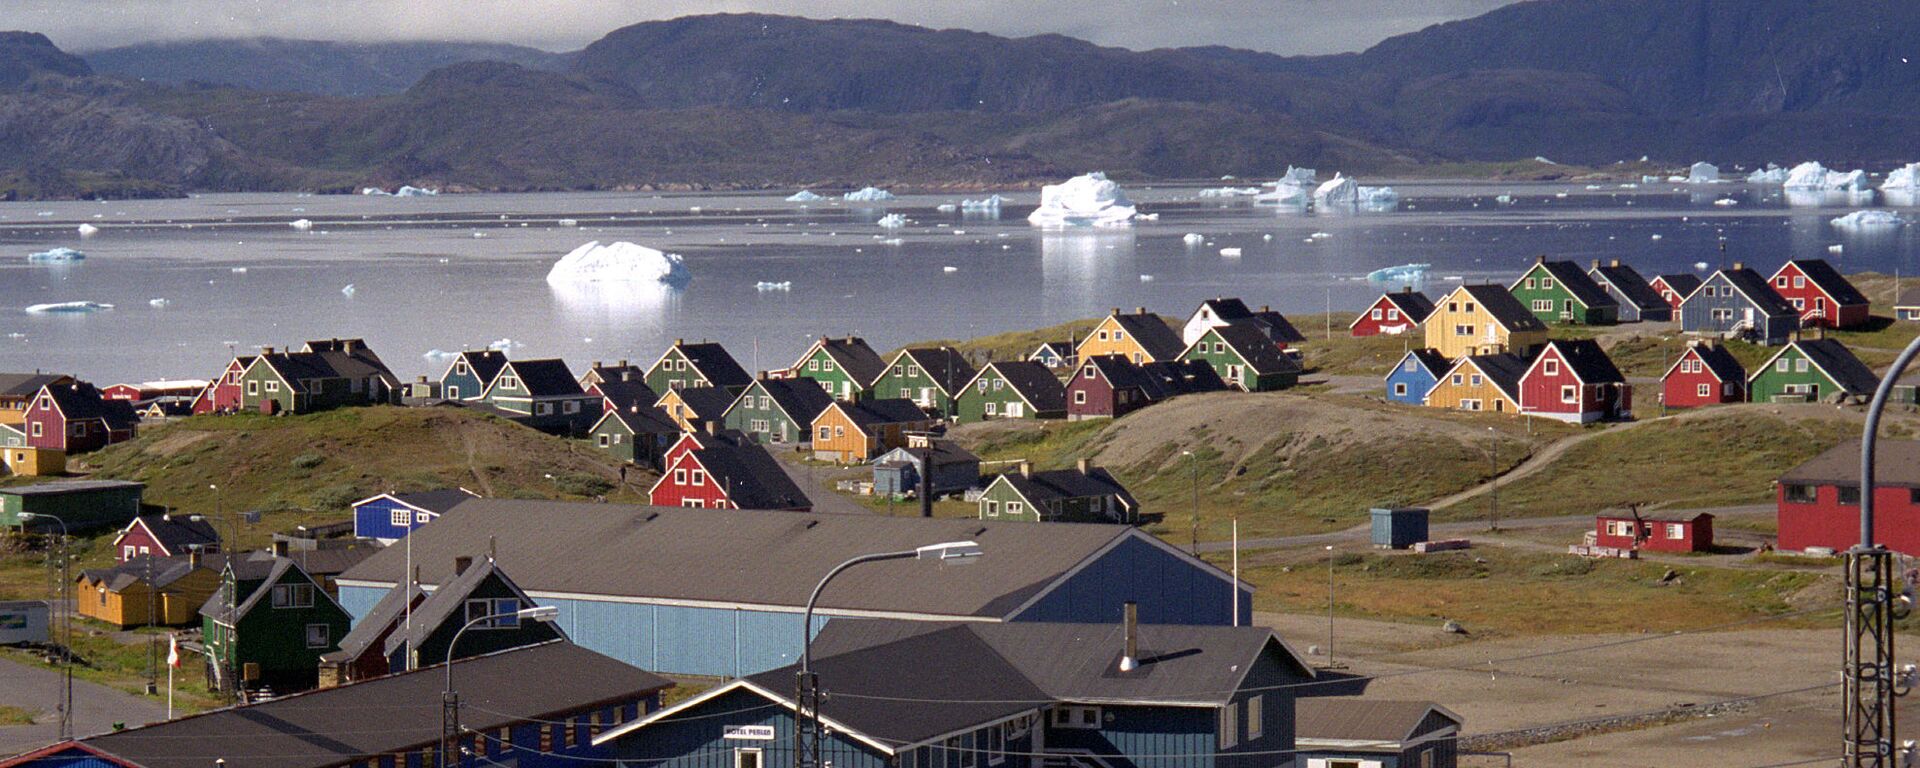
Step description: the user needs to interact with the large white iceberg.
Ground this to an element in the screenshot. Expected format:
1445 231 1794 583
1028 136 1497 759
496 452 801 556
546 241 691 288
1686 162 1720 184
1784 161 1869 191
1027 172 1137 227
1257 166 1317 205
1882 163 1920 191
1314 175 1359 206
1831 210 1907 229
843 187 896 202
27 247 85 262
1746 165 1787 184
786 190 826 202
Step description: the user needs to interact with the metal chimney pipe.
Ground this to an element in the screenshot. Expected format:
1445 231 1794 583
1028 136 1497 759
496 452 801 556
1120 602 1139 671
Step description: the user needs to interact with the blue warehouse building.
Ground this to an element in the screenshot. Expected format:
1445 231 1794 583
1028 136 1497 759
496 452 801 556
335 500 1253 678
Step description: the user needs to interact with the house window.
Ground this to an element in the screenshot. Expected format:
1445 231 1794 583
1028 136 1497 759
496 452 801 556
683 499 704 508
1532 299 1553 312
907 365 920 377
1525 278 1537 289
691 470 706 486
1470 375 1483 387
818 426 832 440
959 732 976 768
455 361 469 375
1462 399 1481 411
597 434 611 447
305 623 330 649
1447 302 1458 312
536 403 552 416
985 500 999 516
1008 502 1024 516
984 403 997 416
563 400 579 414
30 422 42 437
992 379 1004 391
1393 383 1407 396
734 748 762 768
893 364 905 376
987 722 1005 766
1697 383 1711 397
1561 385 1577 403
1795 358 1809 373
246 381 259 396
1838 485 1862 505
1114 330 1127 341
1404 359 1418 372
1544 360 1559 376
1097 331 1109 341
675 468 688 484
1083 366 1097 379
1051 706 1100 729
821 359 836 372
1450 374 1463 386
1219 702 1239 749
1794 276 1806 289
901 388 912 399
1246 695 1263 740
834 426 845 437
391 508 412 527
265 381 280 393
1776 358 1790 372
750 419 770 433
1666 524 1684 540
1370 308 1383 320
271 584 314 608
1074 391 1087 404
1540 278 1554 290
758 396 770 409
1387 309 1400 321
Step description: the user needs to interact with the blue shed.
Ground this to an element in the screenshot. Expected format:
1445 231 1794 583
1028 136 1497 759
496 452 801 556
1384 349 1450 405
872 440 981 497
336 501 1252 677
350 488 478 543
1678 266 1798 346
1370 507 1430 550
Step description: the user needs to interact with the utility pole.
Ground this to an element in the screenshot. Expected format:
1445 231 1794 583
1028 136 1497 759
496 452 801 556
1182 450 1199 555
1843 333 1920 767
1488 427 1500 532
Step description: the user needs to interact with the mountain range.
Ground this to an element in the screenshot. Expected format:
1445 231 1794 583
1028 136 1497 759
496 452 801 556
3 0 1917 199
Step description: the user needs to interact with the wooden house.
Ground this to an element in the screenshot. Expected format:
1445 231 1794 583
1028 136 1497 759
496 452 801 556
869 347 977 418
645 339 753 395
656 384 738 433
1178 320 1301 391
1896 287 1920 322
0 372 71 423
955 360 1068 424
1661 339 1746 408
1384 349 1451 405
1778 440 1920 556
650 428 811 510
22 382 137 453
579 359 647 389
201 556 352 693
1518 339 1631 423
0 440 62 477
350 489 479 543
1650 273 1703 311
1297 699 1464 768
193 357 253 414
480 358 599 421
320 555 562 685
1425 353 1530 414
112 512 219 562
1594 512 1714 553
1588 259 1672 322
1747 338 1880 403
589 404 680 469
436 349 508 401
586 374 655 414
872 436 981 497
787 335 888 402
722 375 835 446
1028 341 1077 369
1424 285 1549 359
237 340 402 414
1076 308 1186 364
1770 259 1872 329
1182 297 1307 348
1350 290 1435 337
1508 256 1619 325
76 552 220 628
1067 354 1168 421
1 480 145 532
811 399 935 463
979 460 1138 524
100 380 207 402
1679 264 1798 345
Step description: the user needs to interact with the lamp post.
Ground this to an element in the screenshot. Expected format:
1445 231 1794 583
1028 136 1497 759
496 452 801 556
443 605 560 768
1843 332 1920 767
1325 544 1337 670
21 512 72 740
1487 427 1500 532
795 542 983 768
1182 450 1199 555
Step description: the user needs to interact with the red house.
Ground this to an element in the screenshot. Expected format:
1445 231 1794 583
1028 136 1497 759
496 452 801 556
1594 511 1714 552
1661 339 1746 408
1769 259 1870 329
648 427 811 511
1349 290 1436 337
1649 274 1702 311
1518 339 1630 423
1778 440 1920 556
110 512 221 562
1066 355 1163 421
101 380 207 402
193 356 255 415
23 382 139 453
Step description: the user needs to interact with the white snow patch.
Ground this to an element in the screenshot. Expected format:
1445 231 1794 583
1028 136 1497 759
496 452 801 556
943 266 959 273
1028 172 1137 227
546 240 691 288
558 219 578 227
843 187 896 202
936 204 958 212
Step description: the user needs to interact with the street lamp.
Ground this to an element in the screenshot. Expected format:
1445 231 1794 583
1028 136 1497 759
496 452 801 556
795 542 982 768
1325 544 1337 670
21 512 72 740
1182 450 1199 555
1486 427 1501 532
442 605 560 768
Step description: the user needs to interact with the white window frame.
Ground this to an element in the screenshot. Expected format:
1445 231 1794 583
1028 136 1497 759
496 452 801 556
391 508 412 527
1051 706 1101 730
1246 695 1263 740
305 623 331 649
1219 702 1239 749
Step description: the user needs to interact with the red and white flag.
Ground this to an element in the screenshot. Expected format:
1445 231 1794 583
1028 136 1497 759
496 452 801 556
167 634 180 668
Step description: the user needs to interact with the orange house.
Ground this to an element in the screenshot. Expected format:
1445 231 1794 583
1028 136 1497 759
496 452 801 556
810 399 934 463
75 555 221 628
1425 353 1529 414
1075 308 1186 365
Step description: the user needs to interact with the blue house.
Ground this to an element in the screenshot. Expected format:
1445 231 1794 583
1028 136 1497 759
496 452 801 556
1384 349 1450 405
1679 264 1798 346
337 501 1252 678
594 618 1315 768
351 488 479 543
436 349 509 402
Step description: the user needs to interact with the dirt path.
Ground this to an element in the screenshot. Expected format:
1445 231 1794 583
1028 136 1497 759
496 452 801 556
771 450 875 516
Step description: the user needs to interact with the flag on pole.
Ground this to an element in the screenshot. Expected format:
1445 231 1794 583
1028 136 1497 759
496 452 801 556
167 634 180 668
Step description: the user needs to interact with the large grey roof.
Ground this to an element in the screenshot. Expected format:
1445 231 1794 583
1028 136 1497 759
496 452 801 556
1790 339 1881 394
86 641 671 768
0 373 67 398
897 347 978 396
589 377 657 412
1459 352 1532 401
1297 698 1460 744
1717 268 1798 316
504 359 585 397
996 466 1137 512
322 581 422 664
674 342 752 389
339 500 1179 618
741 376 836 424
382 557 558 659
1781 440 1920 488
685 440 813 510
123 514 220 554
1109 312 1186 361
1589 262 1668 312
1455 284 1546 333
982 361 1068 412
1379 291 1436 324
0 479 144 497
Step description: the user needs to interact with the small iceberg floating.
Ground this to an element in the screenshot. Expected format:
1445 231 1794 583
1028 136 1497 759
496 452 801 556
960 195 1005 212
943 266 959 273
1784 161 1869 191
843 187 896 202
1219 247 1243 257
290 219 314 230
754 281 792 291
558 218 579 227
1198 186 1260 198
341 284 357 297
77 223 99 236
1182 233 1206 246
547 241 691 288
26 301 113 313
27 247 85 262
1747 165 1787 184
1366 263 1431 285
1685 162 1720 184
1831 210 1907 229
786 190 826 203
148 298 172 308
876 213 907 229
394 185 439 197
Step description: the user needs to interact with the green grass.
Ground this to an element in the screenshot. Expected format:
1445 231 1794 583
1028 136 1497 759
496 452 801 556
0 704 39 725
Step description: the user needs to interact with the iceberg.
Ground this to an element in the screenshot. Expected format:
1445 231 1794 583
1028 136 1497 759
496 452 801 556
25 301 112 313
754 281 792 291
558 218 579 227
394 185 439 197
1357 186 1399 206
876 213 907 229
1028 172 1137 227
1494 194 1514 205
1198 186 1260 198
27 247 85 262
341 284 357 297
843 187 896 202
1313 175 1358 206
1882 163 1920 191
1747 165 1787 184
1831 210 1907 229
1713 198 1738 207
360 187 391 196
1219 247 1243 257
1686 162 1719 183
77 223 98 236
936 204 958 212
786 190 826 202
1279 166 1317 186
1183 233 1206 246
960 195 1005 212
1256 166 1317 205
148 298 171 308
546 240 691 288
1784 161 1870 191
290 219 313 230
1366 264 1430 285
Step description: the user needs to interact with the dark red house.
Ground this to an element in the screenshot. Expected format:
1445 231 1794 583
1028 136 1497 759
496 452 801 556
1769 259 1871 329
110 513 222 562
194 356 255 415
1594 511 1714 552
648 428 810 511
23 382 138 453
1778 440 1920 556
1067 355 1163 421
1661 339 1747 408
1349 290 1436 337
1518 339 1630 423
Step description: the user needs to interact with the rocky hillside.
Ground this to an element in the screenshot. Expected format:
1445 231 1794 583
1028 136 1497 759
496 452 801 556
85 37 571 97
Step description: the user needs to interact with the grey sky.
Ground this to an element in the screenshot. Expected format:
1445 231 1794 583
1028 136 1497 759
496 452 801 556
21 0 1521 55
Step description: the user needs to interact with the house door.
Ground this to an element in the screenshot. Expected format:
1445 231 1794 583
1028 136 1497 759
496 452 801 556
735 749 762 768
1563 299 1574 320
1227 365 1244 387
1007 402 1025 418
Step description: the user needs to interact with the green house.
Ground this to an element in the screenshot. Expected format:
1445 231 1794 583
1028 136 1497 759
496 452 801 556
1748 338 1880 403
870 347 977 418
954 361 1067 424
236 340 401 415
1178 321 1301 392
589 406 679 469
645 340 753 396
722 376 835 446
1 479 144 532
977 460 1138 524
786 336 887 402
201 556 351 693
1508 258 1620 326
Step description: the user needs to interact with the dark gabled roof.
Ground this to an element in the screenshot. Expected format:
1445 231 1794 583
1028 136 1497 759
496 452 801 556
379 489 480 516
1455 284 1547 333
1520 260 1618 310
200 558 304 624
1031 341 1076 359
1781 439 1920 488
321 580 422 664
504 359 584 397
85 641 671 768
808 336 888 386
581 361 646 385
598 404 681 436
844 398 935 429
338 501 1191 618
1199 298 1308 344
1717 268 1798 316
449 350 509 385
1784 259 1869 306
673 341 752 389
1667 342 1746 383
661 384 738 419
1790 339 1881 394
591 378 657 412
875 440 981 469
0 372 67 398
382 557 554 658
1458 352 1531 401
79 554 208 592
1207 321 1303 377
1654 273 1704 299
123 514 219 554
686 440 813 510
982 360 1068 412
897 347 979 396
1082 354 1165 397
1296 698 1461 745
0 479 144 497
1899 287 1920 308
995 466 1137 512
1110 312 1186 361
40 381 139 431
741 376 837 424
1589 262 1668 312
299 340 401 387
1382 290 1437 323
1395 349 1451 378
1540 338 1625 384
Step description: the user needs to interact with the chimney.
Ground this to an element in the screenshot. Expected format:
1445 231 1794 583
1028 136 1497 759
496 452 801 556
271 539 289 558
675 338 684 346
1590 259 1600 270
1077 458 1091 475
188 545 203 570
1260 305 1270 313
592 360 603 370
263 346 276 355
619 359 628 368
454 555 473 575
1110 307 1120 316
1732 261 1744 271
1610 259 1621 268
705 419 719 435
1534 255 1546 264
845 335 856 344
416 375 428 384
1119 602 1139 672
1018 460 1032 478
1135 306 1147 315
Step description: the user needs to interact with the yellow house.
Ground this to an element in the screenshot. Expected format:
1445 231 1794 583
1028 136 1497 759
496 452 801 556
654 386 739 433
75 556 220 628
1075 308 1186 364
810 399 934 463
1425 353 1528 413
1 445 65 477
1424 285 1550 359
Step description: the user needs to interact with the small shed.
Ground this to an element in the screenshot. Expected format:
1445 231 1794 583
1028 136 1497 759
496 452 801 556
872 438 981 497
1595 511 1714 553
0 600 49 645
1 445 65 477
0 479 146 532
1371 507 1430 550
